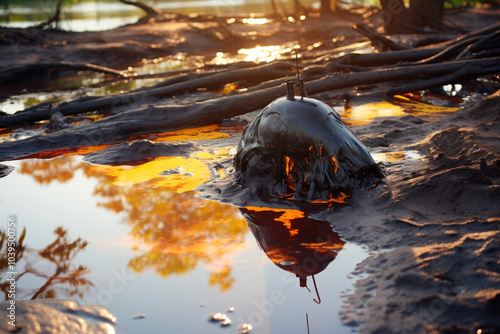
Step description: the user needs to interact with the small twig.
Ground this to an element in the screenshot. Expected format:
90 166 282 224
456 30 500 59
31 0 64 30
312 275 321 304
117 0 163 17
353 22 409 51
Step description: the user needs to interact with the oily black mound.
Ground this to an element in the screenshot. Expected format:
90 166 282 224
234 94 384 202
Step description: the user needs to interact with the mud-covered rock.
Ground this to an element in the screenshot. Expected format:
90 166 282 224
83 140 195 165
0 299 116 334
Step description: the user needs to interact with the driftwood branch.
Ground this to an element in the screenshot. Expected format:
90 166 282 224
304 57 500 95
31 0 65 30
0 61 125 88
117 0 163 17
353 22 409 51
456 29 500 60
0 84 287 161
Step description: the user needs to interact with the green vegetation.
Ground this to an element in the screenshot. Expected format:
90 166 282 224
445 0 498 7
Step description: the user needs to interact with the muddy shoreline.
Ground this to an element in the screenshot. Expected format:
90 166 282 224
330 91 500 334
197 89 500 333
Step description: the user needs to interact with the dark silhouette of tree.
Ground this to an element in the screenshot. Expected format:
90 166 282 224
320 0 335 16
380 0 447 34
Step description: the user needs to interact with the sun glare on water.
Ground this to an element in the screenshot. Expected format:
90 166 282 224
213 44 295 64
242 17 268 25
238 45 293 62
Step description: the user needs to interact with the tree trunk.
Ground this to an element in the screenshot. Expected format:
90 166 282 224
380 0 445 34
270 0 278 14
379 0 408 34
408 0 446 30
320 0 334 16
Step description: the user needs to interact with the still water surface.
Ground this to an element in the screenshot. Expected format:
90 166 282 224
1 0 318 31
0 97 452 332
1 149 368 333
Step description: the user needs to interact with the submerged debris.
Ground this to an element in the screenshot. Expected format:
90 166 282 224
239 323 253 333
0 164 14 178
131 313 146 319
208 312 231 326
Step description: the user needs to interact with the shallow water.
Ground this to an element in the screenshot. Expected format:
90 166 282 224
0 152 369 333
0 94 456 332
0 0 317 31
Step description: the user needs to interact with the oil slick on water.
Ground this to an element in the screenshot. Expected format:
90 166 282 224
0 144 368 333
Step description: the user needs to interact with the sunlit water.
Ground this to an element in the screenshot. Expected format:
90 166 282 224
0 153 368 334
0 99 451 332
0 0 318 31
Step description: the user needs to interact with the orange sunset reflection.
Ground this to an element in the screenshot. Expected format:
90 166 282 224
17 133 248 290
240 206 345 289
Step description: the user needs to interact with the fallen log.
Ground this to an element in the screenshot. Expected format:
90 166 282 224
306 56 500 95
364 63 500 98
344 22 500 67
0 83 288 161
337 47 441 67
416 36 484 64
0 61 294 128
1 56 499 160
0 61 125 87
456 29 500 60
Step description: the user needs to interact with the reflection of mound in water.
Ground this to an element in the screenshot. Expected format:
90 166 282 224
240 207 345 289
234 81 383 202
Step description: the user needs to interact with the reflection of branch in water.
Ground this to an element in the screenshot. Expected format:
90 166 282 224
0 227 26 299
311 275 321 304
0 227 92 300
